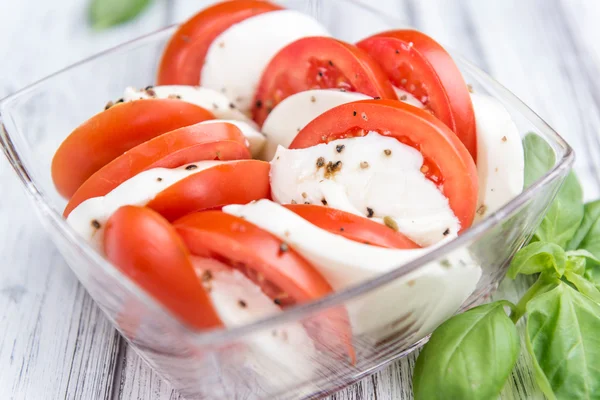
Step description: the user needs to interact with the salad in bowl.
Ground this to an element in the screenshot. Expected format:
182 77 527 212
0 0 576 398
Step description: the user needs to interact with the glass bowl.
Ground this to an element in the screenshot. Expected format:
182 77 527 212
0 0 573 398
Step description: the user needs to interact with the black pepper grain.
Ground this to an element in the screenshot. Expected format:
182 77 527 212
229 102 236 109
279 242 289 253
321 198 328 206
336 144 345 153
255 100 263 108
443 228 450 236
156 177 163 182
274 298 282 305
367 207 374 218
91 220 101 229
353 110 357 116
328 60 334 66
185 164 198 170
238 300 247 308
384 149 392 156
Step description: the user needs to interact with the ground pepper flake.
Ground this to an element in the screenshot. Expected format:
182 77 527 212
316 157 325 168
367 207 374 218
383 216 398 231
156 177 163 182
353 110 357 116
279 242 289 253
255 100 263 108
443 228 450 236
339 227 345 232
324 160 343 178
384 149 392 156
336 144 345 153
321 198 328 205
186 164 198 170
238 299 247 308
91 219 101 229
229 103 236 109
400 94 407 101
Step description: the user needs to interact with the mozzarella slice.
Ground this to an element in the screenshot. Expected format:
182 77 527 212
260 89 370 160
190 256 318 391
123 85 252 122
199 119 266 158
67 161 226 251
270 132 460 247
200 10 330 113
471 93 524 223
223 200 481 335
393 86 426 109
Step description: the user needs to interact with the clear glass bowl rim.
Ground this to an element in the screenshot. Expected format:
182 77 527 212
0 0 575 347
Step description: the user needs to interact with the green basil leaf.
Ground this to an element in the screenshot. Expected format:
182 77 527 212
564 270 600 303
526 283 600 399
568 200 600 251
413 301 519 400
90 0 152 29
523 133 556 188
507 242 566 279
536 171 584 248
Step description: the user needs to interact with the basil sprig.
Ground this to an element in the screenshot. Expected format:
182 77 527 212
413 133 600 399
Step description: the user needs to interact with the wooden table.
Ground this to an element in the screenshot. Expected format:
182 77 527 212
1 0 599 398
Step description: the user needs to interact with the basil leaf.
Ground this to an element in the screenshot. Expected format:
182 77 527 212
568 200 600 251
564 270 600 303
413 301 519 400
536 171 584 248
523 133 556 188
523 133 584 246
526 283 600 399
90 0 152 29
507 242 566 279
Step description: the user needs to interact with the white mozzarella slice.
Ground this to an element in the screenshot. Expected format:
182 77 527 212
123 85 252 122
260 89 370 160
471 93 524 223
223 200 481 335
199 119 266 158
67 161 226 251
269 132 460 247
191 256 317 390
200 10 330 113
393 86 426 109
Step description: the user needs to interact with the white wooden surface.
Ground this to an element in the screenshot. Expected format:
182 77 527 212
1 0 600 399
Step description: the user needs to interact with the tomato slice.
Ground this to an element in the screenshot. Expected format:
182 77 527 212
64 122 251 217
52 99 215 199
174 211 355 361
157 0 282 85
357 30 477 161
252 36 398 126
104 206 222 330
289 99 478 231
284 204 420 249
146 160 270 222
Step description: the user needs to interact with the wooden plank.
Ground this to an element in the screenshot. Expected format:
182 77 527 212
0 1 169 399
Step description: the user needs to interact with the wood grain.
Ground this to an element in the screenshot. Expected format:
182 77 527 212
0 0 599 399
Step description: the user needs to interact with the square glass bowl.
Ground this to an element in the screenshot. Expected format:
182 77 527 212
0 0 573 398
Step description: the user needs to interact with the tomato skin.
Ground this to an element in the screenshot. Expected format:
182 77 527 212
284 204 420 249
289 99 478 231
357 30 477 162
64 122 250 217
52 99 215 199
157 0 282 85
104 206 222 330
174 211 355 362
146 160 271 222
252 36 397 126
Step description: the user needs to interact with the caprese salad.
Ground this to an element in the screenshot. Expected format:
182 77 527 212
51 0 524 363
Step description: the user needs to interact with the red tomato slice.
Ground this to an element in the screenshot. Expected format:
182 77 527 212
284 204 420 249
52 99 215 199
157 0 282 85
252 36 398 126
64 122 251 217
289 99 478 231
146 160 270 222
357 30 477 161
174 211 355 362
104 206 222 330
